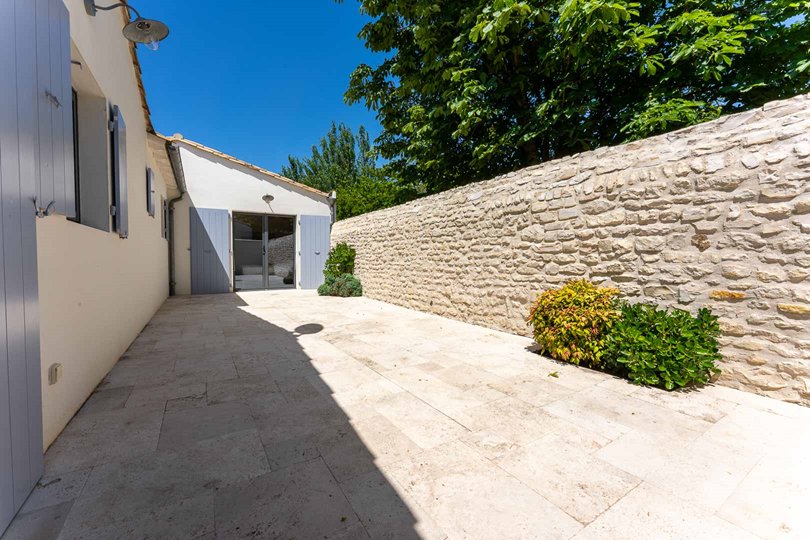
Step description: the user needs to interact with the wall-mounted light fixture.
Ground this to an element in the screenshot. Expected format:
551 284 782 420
262 194 275 205
84 1 170 51
328 190 337 224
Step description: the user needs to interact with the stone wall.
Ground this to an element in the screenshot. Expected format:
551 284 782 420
332 94 810 405
267 233 295 278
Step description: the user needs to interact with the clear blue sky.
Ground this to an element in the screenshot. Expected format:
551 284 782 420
135 0 383 173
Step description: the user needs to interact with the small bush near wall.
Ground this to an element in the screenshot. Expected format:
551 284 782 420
527 280 621 368
528 280 722 390
320 243 363 297
318 273 363 297
604 303 722 390
324 242 356 278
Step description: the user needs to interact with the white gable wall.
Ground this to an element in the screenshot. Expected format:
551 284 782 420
172 143 331 295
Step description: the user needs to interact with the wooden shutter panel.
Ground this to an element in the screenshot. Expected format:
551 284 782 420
2 0 50 532
299 215 331 289
161 197 168 238
190 208 231 294
110 105 128 238
146 167 155 217
34 0 75 219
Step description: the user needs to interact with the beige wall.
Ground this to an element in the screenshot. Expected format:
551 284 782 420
333 94 810 406
36 0 172 448
172 144 331 295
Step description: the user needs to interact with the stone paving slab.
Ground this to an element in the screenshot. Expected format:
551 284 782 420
5 291 810 539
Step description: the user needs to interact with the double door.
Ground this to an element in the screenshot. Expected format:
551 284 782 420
233 213 296 291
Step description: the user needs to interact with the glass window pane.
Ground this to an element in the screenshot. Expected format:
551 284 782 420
233 213 264 291
267 216 295 289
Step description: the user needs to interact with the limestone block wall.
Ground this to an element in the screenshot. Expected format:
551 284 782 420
332 94 810 405
267 233 295 278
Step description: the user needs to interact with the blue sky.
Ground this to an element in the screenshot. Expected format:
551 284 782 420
135 0 384 172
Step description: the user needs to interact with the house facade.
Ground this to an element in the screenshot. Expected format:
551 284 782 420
164 136 333 296
0 0 330 532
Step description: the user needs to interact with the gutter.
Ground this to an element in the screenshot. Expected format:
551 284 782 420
165 141 187 296
328 190 337 224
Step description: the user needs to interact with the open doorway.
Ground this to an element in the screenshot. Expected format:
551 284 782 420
233 212 295 291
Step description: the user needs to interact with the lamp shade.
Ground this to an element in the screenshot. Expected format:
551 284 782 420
122 17 169 47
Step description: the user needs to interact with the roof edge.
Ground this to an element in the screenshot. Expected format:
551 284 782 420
121 8 154 133
165 140 187 195
154 133 330 198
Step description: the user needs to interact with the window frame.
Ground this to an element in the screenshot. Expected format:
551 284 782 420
68 88 81 222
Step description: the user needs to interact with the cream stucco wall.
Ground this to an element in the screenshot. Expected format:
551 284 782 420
172 144 331 295
36 0 172 448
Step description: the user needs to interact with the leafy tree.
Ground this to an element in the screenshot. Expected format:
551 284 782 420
342 0 810 193
282 123 405 219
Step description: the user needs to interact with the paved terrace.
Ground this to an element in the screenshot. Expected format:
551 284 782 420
4 291 809 539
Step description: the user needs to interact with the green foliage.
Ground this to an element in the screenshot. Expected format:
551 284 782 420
317 276 335 297
324 242 357 279
621 98 722 140
527 280 620 367
604 303 722 390
320 244 362 297
317 273 363 297
342 0 810 193
282 123 408 219
527 280 723 390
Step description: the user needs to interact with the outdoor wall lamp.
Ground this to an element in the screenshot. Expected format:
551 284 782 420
83 1 170 51
262 194 275 205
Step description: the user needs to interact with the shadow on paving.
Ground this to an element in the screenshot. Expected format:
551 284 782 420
4 294 421 539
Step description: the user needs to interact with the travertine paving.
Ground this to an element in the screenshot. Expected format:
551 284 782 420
332 93 810 406
5 291 810 539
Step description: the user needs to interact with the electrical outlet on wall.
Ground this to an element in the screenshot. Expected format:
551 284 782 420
48 363 63 385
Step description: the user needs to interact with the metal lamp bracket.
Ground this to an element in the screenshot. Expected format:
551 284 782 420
84 1 140 18
33 198 56 218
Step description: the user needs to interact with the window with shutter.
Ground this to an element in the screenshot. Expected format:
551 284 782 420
109 105 128 238
71 54 111 232
146 167 155 217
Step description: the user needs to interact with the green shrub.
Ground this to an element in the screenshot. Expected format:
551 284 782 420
317 273 363 297
604 303 722 390
324 242 356 278
317 275 336 296
526 280 620 367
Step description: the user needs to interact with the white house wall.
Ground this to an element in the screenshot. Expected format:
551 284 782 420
36 0 172 448
173 144 331 295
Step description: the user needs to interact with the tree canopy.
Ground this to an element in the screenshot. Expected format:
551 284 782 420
343 0 810 194
282 123 404 220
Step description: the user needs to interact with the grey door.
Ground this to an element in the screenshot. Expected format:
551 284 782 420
1 0 68 532
299 215 331 289
190 208 230 294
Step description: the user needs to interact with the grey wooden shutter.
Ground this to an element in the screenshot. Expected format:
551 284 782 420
1 0 55 533
146 167 155 217
34 0 75 219
299 215 331 289
161 197 168 238
110 104 128 238
190 208 231 294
